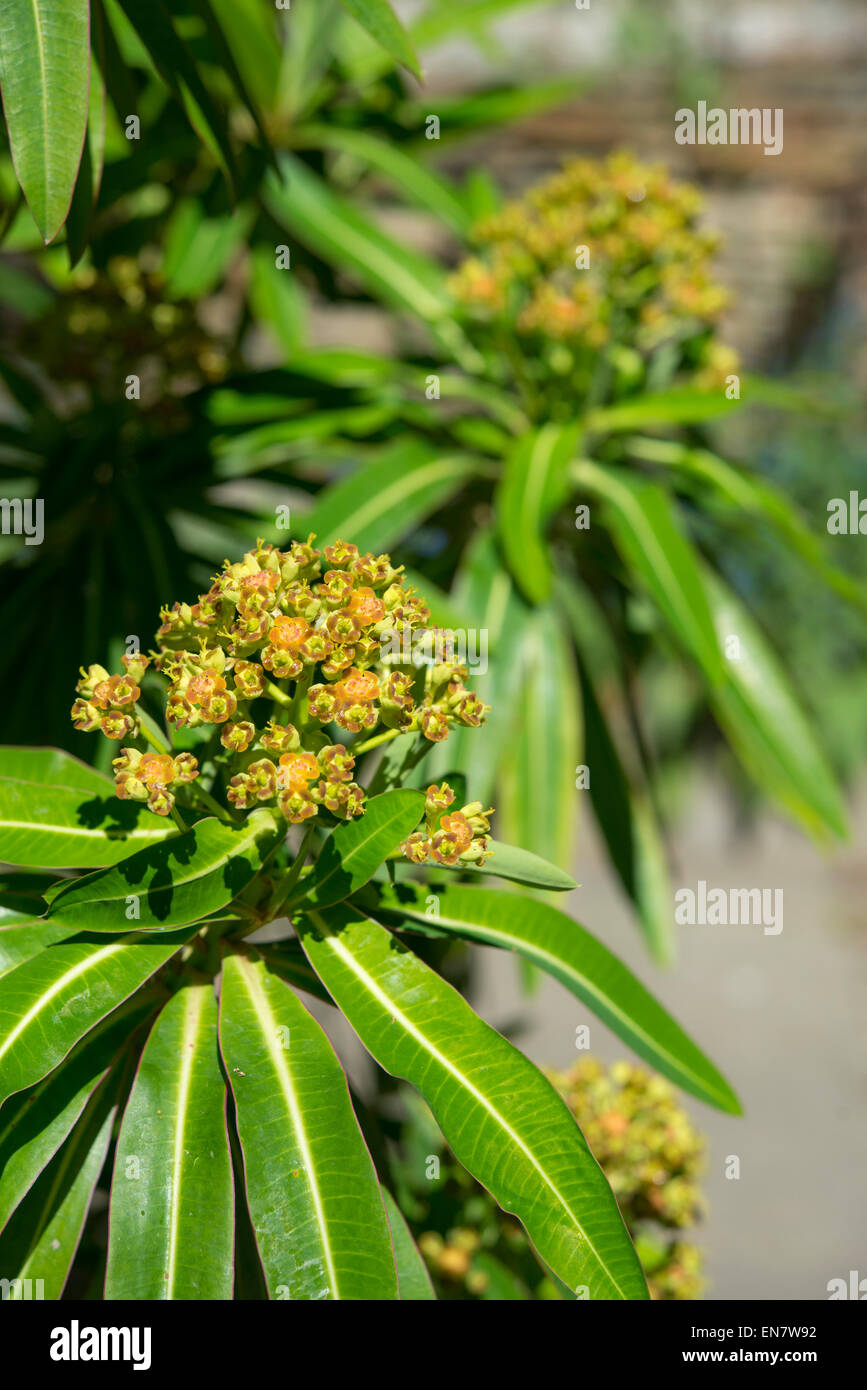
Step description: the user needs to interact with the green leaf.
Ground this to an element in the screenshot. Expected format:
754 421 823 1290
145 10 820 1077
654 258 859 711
66 11 107 266
296 124 470 234
0 0 90 243
248 244 308 358
374 882 740 1114
0 927 195 1106
302 444 482 555
336 0 421 79
584 387 743 433
293 790 424 911
702 568 848 841
382 1188 436 1300
0 992 152 1234
219 950 399 1300
0 921 74 977
112 0 237 189
265 156 480 369
106 981 233 1299
627 436 867 615
556 581 675 963
162 198 255 300
581 673 674 964
206 0 280 110
497 424 580 603
0 746 177 868
574 462 725 685
0 1060 125 1298
499 606 580 877
48 810 280 933
253 939 334 1006
298 906 649 1299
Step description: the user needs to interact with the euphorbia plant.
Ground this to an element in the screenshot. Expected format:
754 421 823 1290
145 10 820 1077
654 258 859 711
0 537 739 1300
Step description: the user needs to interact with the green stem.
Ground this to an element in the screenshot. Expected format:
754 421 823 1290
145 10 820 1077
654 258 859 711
135 707 170 755
170 805 188 833
264 679 293 708
265 823 317 921
291 667 314 729
353 727 402 757
194 783 237 824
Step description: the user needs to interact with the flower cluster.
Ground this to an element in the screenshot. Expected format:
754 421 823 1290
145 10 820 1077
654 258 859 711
450 150 738 404
400 782 493 867
70 537 489 823
18 254 233 409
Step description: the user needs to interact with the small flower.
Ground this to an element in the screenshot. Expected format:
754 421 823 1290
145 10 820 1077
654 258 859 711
93 673 140 710
139 753 175 787
401 831 431 864
277 751 319 792
221 721 256 753
426 782 456 819
172 753 200 785
199 688 238 724
100 711 137 740
245 758 278 802
420 707 449 743
317 744 355 783
231 660 266 699
277 787 318 823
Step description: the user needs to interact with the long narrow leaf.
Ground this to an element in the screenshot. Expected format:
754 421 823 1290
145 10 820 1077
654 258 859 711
219 950 398 1300
106 982 233 1299
0 0 90 243
298 906 648 1299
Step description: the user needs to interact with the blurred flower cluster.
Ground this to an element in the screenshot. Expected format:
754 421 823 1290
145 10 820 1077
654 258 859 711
70 537 489 823
16 255 234 410
398 1057 706 1300
450 150 738 415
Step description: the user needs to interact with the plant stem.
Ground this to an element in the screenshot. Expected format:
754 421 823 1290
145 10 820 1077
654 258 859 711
135 707 170 755
170 805 188 833
265 823 317 921
353 727 402 757
194 783 237 823
264 679 293 708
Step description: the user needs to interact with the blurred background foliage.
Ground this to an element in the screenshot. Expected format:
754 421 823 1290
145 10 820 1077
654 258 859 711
1 0 865 1295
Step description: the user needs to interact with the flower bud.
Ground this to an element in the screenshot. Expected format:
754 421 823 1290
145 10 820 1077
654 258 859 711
71 698 101 732
75 664 110 699
121 652 151 684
